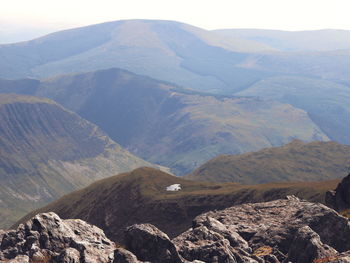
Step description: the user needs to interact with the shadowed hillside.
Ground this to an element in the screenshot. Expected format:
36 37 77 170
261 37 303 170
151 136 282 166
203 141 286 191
0 94 162 229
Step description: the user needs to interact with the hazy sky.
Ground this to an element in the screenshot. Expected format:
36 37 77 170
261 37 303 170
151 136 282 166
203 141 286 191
1 0 350 31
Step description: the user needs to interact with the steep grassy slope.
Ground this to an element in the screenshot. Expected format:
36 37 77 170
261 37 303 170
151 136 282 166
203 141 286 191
17 167 340 243
237 76 350 144
186 140 350 184
1 68 327 175
0 19 274 93
0 94 161 229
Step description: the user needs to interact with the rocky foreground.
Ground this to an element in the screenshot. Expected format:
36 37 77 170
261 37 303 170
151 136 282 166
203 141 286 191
1 197 350 263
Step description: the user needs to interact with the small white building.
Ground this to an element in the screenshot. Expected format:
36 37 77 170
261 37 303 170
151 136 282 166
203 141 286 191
166 184 181 191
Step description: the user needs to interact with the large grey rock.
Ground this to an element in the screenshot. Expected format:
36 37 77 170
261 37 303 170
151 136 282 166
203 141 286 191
285 226 337 263
124 224 184 263
326 173 350 211
113 247 144 263
174 196 350 263
0 212 115 263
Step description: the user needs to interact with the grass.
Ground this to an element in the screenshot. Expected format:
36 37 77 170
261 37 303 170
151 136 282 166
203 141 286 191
187 140 350 184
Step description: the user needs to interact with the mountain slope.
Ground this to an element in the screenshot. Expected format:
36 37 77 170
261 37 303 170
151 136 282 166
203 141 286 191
186 140 350 184
0 94 160 229
17 167 340 243
0 68 329 175
236 75 350 144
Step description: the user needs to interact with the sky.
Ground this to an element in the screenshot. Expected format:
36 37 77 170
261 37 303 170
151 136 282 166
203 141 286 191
1 0 350 31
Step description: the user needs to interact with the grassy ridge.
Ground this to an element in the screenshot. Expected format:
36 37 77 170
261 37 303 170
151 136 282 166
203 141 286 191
16 167 340 242
186 140 350 184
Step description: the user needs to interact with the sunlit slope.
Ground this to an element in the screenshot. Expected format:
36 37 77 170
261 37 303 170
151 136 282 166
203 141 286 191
186 140 350 184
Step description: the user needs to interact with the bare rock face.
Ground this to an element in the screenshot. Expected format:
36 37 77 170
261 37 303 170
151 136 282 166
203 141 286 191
173 196 350 263
326 173 350 211
0 212 115 263
124 224 184 263
114 247 144 263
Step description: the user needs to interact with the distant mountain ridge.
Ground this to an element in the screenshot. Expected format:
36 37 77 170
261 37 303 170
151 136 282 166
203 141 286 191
0 19 275 93
214 28 350 51
0 93 161 229
1 19 350 95
186 140 350 184
0 68 329 175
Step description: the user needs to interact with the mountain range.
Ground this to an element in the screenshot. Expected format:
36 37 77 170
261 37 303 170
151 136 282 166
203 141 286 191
0 93 161 229
2 18 350 236
1 19 350 147
1 20 350 94
0 68 328 175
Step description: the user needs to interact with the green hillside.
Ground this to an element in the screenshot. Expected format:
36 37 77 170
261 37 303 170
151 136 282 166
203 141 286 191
186 140 350 184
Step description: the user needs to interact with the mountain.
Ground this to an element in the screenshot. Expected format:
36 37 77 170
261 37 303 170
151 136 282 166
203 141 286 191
186 140 350 184
0 94 161 229
17 167 340 243
0 68 329 175
2 19 350 95
214 28 350 51
236 75 350 144
0 19 275 94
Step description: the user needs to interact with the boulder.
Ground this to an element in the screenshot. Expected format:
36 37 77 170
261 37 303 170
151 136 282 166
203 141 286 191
113 247 144 263
285 226 337 263
124 224 184 263
326 173 350 211
174 196 350 263
0 212 115 263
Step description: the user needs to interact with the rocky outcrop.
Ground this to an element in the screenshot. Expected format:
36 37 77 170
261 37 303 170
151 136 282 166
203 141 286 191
173 196 350 263
2 198 350 263
124 224 184 263
326 173 350 211
0 212 115 263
